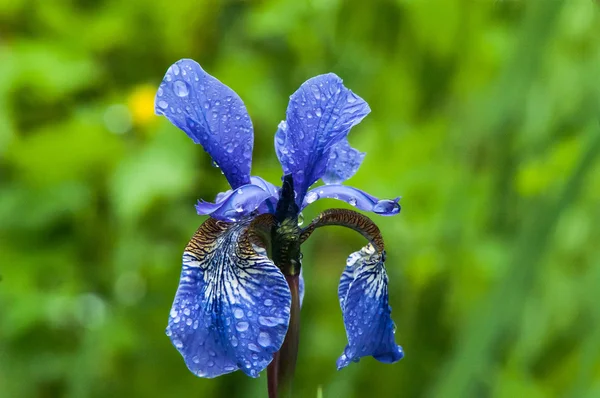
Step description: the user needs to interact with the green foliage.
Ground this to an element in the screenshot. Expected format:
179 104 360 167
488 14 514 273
1 0 599 397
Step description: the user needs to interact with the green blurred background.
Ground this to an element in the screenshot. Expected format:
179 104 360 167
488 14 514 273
1 0 600 397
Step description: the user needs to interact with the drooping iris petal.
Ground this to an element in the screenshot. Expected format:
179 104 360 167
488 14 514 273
299 266 305 307
167 218 291 378
322 138 365 184
302 185 401 216
155 59 253 189
337 244 404 370
275 74 370 205
195 184 274 222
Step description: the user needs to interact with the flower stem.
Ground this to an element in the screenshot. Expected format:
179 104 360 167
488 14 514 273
267 274 300 398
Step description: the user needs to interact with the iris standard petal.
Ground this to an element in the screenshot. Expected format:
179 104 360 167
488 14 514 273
155 59 253 189
302 185 401 216
336 244 404 370
195 184 274 221
167 218 291 378
275 74 370 205
322 138 365 185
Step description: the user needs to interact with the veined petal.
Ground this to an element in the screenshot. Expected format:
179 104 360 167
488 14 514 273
337 244 404 370
275 74 370 205
195 184 274 222
302 185 401 216
322 138 365 185
155 59 253 189
167 218 291 378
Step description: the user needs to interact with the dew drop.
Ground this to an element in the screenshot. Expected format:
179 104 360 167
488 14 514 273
157 100 168 109
305 191 319 204
315 108 322 117
348 197 357 206
258 332 271 348
263 299 273 306
236 322 249 332
171 64 180 76
173 80 189 97
186 318 192 326
297 212 304 226
233 308 244 319
248 343 260 352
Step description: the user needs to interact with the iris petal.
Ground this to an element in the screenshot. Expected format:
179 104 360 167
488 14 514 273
302 185 401 216
167 218 291 378
337 244 404 370
275 74 370 205
195 184 274 221
155 59 253 189
322 138 365 185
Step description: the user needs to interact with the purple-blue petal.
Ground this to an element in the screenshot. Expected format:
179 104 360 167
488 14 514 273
249 177 279 215
167 219 291 378
275 74 370 205
250 176 280 198
337 244 404 370
322 139 365 185
195 184 274 221
155 59 253 189
302 185 401 216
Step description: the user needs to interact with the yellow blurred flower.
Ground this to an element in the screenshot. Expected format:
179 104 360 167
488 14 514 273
127 84 157 127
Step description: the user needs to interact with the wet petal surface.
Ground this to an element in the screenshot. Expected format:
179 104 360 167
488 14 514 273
195 184 275 221
322 138 365 185
302 184 401 216
337 244 404 370
167 218 291 378
155 59 253 189
275 74 370 205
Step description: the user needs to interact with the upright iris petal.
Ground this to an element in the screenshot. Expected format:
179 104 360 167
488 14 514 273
167 218 291 378
274 74 371 205
337 244 404 369
322 138 365 185
155 59 254 189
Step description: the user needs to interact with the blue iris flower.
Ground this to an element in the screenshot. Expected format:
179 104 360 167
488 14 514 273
155 59 404 380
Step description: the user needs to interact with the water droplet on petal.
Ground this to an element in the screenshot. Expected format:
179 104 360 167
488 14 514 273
173 80 189 97
315 108 322 117
248 343 260 352
263 299 273 306
234 308 244 319
297 212 304 226
258 332 271 348
348 197 357 206
158 100 168 109
305 191 319 204
236 322 249 332
171 64 180 76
